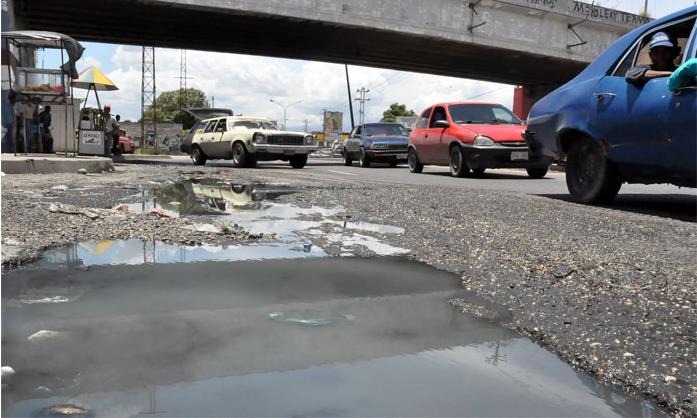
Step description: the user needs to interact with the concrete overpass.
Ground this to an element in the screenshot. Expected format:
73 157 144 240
8 0 647 94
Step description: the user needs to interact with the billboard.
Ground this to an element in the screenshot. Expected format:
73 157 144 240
323 111 343 140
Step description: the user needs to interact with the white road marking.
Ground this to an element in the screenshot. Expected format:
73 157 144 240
326 169 358 176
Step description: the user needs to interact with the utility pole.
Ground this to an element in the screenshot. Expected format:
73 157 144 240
141 46 157 152
175 49 193 110
211 96 215 107
354 87 371 131
304 119 309 132
643 0 648 16
345 64 355 129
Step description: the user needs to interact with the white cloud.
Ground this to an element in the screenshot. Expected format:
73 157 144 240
74 45 515 130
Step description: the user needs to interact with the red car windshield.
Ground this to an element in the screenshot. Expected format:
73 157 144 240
448 104 522 125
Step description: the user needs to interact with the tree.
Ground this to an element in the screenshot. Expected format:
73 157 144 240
141 88 210 123
380 103 416 123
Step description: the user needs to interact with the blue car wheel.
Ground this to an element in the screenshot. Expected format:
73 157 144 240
566 140 622 203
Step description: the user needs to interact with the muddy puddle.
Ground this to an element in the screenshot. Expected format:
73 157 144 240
2 242 664 417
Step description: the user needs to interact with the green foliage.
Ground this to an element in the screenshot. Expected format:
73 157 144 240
141 88 209 123
380 103 416 123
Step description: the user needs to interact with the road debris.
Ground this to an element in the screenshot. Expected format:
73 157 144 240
48 203 99 220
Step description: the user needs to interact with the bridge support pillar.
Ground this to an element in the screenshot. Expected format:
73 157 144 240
513 84 560 121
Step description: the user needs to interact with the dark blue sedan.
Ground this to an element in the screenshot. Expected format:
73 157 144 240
343 123 409 168
526 7 696 203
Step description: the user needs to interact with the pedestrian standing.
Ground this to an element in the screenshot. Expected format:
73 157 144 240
101 104 119 156
39 105 53 154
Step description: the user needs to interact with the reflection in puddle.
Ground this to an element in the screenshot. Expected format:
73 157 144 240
36 239 326 267
2 255 664 417
118 179 407 256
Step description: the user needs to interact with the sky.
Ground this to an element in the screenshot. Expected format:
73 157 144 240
39 0 696 132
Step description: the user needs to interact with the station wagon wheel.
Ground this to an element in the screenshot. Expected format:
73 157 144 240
359 148 371 168
191 145 207 166
343 148 353 166
408 148 423 173
449 146 470 177
566 140 621 203
289 154 308 169
231 142 248 168
526 167 548 179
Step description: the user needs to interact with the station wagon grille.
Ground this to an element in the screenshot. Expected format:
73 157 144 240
267 135 304 145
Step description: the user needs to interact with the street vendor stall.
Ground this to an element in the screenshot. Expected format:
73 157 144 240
71 66 119 156
1 31 84 156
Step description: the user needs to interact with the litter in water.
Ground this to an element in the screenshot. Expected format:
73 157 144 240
268 311 355 326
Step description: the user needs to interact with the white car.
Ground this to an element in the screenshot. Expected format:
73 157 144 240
183 115 317 168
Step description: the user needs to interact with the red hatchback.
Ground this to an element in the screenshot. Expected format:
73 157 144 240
407 102 552 178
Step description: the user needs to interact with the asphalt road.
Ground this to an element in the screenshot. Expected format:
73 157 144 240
126 155 697 222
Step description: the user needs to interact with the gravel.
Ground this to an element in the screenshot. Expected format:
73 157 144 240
2 162 696 416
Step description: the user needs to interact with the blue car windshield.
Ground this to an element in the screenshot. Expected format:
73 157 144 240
448 104 522 125
363 124 407 137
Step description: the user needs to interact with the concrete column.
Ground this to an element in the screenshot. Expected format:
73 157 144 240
513 84 560 121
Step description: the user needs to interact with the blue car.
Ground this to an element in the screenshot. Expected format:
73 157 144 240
526 7 696 203
343 123 410 167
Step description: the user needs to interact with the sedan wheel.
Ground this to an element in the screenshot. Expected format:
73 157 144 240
566 140 621 203
408 148 423 173
231 142 248 168
359 148 371 168
449 146 470 177
192 146 207 166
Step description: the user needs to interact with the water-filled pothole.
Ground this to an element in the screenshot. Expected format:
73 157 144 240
2 246 663 417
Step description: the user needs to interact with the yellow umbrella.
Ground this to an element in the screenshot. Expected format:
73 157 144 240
71 66 118 111
72 66 118 91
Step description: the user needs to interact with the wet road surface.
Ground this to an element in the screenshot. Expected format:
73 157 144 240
2 243 665 417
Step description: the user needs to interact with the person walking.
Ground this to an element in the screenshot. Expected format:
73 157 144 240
38 105 53 154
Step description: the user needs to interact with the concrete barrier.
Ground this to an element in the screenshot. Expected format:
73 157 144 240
1 155 114 174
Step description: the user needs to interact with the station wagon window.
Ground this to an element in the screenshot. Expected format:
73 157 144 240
203 120 217 133
429 107 447 128
353 126 362 137
215 118 227 132
233 120 278 130
613 17 696 76
415 108 431 129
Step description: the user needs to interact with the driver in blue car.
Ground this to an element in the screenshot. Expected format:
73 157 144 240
625 31 679 86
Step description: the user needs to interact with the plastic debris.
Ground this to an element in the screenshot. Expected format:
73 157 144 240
113 204 132 213
28 330 62 341
21 296 71 304
665 375 677 383
148 208 175 219
51 185 69 191
1 366 15 378
267 311 354 326
76 168 88 175
41 404 91 417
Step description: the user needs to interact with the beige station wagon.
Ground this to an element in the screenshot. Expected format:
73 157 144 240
183 115 317 168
